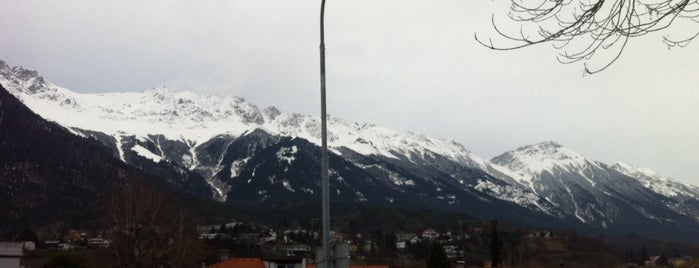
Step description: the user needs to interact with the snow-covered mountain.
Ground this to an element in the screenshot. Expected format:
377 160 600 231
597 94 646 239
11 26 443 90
2 60 699 241
612 162 699 199
488 141 699 239
0 60 484 170
612 162 699 221
0 60 528 209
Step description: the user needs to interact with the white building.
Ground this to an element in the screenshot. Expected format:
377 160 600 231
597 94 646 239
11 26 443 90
0 242 24 268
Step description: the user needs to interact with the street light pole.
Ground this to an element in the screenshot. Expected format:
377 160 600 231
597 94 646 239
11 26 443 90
319 0 331 268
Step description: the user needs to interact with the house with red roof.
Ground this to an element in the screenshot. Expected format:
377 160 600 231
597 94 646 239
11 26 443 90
209 258 266 268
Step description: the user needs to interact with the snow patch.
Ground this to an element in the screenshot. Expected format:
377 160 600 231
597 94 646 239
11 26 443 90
230 157 251 178
185 139 198 170
204 177 230 202
301 187 314 194
131 144 163 162
114 134 125 162
564 185 586 223
282 180 295 192
354 191 368 202
474 179 553 214
276 145 298 164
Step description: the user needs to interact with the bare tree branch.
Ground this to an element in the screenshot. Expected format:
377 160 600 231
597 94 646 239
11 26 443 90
477 0 699 74
663 31 699 46
105 182 203 267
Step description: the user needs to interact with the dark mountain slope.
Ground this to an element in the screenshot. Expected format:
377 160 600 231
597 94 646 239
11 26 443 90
0 84 196 236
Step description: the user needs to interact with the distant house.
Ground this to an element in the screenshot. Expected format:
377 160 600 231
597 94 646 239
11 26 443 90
44 240 61 248
216 250 232 263
240 233 262 242
200 233 220 240
395 241 407 250
209 258 266 268
58 242 72 251
422 228 439 240
263 258 308 268
208 257 309 268
285 244 312 257
23 241 36 251
224 221 243 229
87 237 110 248
443 245 464 259
361 240 378 253
331 231 344 242
348 242 359 253
260 230 277 243
0 242 24 268
527 231 552 238
306 265 388 268
198 224 225 234
645 255 661 266
396 233 419 244
66 229 82 242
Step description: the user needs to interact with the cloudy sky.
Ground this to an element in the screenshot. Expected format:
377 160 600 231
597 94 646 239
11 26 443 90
1 0 697 184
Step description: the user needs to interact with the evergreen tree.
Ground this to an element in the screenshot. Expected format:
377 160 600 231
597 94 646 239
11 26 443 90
490 220 503 267
45 253 87 268
639 246 649 264
657 253 669 266
426 242 449 268
15 229 40 245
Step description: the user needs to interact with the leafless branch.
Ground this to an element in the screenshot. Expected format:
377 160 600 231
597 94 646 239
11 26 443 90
663 31 699 47
477 0 699 74
105 182 203 267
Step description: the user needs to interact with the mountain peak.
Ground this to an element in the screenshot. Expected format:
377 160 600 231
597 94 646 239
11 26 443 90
145 86 177 95
517 141 564 152
538 140 563 148
0 61 50 94
612 162 660 179
490 141 596 184
263 106 281 120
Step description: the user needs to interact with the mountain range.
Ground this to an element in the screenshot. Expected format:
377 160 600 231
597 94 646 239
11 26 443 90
1 60 698 242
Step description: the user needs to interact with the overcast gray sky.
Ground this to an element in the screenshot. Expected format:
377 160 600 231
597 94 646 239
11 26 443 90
1 0 697 184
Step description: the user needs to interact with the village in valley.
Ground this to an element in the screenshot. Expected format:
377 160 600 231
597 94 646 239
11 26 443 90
3 218 698 268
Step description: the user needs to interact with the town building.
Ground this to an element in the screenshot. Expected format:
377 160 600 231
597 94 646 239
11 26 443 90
0 242 24 268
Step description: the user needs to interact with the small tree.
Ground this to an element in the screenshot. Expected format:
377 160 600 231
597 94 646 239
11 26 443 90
426 242 449 268
105 182 203 267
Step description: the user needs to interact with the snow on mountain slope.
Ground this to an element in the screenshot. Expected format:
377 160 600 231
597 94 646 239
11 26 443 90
6 60 699 241
488 141 699 230
612 162 699 198
611 162 699 221
488 141 603 191
0 60 485 170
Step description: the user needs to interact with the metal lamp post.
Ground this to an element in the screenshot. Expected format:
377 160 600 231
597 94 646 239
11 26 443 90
319 0 331 267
